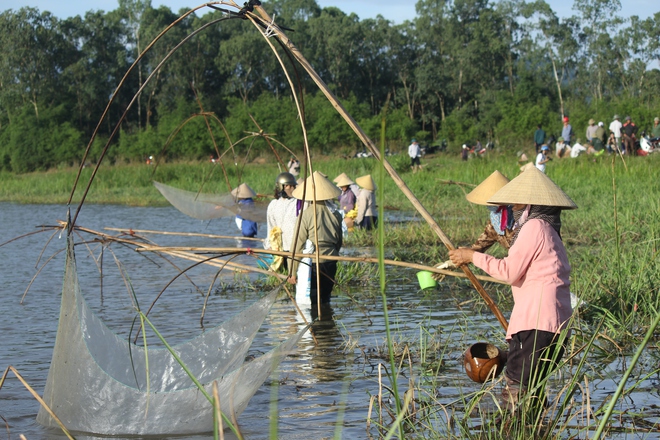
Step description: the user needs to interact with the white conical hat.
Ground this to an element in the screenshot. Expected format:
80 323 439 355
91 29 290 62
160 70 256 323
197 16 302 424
519 162 536 173
231 183 257 199
292 171 341 201
334 173 355 187
465 171 510 205
333 172 349 183
355 174 375 191
487 166 578 209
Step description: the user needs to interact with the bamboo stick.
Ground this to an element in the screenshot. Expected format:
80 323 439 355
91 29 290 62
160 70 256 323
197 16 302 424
104 227 264 242
58 224 506 285
133 245 506 285
144 248 285 280
248 7 509 331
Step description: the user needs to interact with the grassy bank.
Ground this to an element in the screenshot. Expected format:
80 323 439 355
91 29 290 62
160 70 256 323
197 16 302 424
2 151 659 335
3 152 660 439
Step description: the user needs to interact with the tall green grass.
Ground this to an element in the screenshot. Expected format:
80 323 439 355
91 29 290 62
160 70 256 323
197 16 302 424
3 152 658 335
3 151 660 437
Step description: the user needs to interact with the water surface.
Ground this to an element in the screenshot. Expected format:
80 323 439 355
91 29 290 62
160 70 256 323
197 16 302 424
1 202 658 439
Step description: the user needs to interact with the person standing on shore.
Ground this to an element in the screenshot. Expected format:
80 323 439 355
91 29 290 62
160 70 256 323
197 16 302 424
408 139 421 173
652 117 660 138
535 145 551 173
449 167 576 412
534 125 546 154
609 115 622 152
622 116 638 155
561 117 574 145
593 122 606 152
287 157 301 177
586 119 598 144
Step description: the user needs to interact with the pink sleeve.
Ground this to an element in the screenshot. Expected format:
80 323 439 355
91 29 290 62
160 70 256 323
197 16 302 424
472 221 543 284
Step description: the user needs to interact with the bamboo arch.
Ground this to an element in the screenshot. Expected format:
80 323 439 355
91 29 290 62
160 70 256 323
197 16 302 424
248 4 509 331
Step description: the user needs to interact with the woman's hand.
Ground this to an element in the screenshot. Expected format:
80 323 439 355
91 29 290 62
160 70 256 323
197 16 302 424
287 275 297 285
448 248 475 266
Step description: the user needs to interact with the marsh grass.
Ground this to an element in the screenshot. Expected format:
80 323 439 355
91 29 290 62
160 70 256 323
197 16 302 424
332 152 660 438
4 151 660 438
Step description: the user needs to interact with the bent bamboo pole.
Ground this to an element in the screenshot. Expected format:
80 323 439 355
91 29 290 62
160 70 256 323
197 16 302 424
249 7 508 331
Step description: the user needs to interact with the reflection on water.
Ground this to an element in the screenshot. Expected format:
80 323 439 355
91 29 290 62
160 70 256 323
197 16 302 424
1 202 659 439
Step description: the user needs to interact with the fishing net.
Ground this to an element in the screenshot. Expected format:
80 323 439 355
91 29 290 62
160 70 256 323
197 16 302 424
37 234 306 436
154 181 267 223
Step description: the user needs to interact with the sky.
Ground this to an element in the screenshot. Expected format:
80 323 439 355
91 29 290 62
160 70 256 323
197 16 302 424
3 0 658 23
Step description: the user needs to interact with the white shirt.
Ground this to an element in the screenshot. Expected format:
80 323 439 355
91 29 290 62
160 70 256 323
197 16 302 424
535 152 547 173
408 142 420 158
570 143 587 158
264 197 298 251
356 189 377 225
609 120 622 138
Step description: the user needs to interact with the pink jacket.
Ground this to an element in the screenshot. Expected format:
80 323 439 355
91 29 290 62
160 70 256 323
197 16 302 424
472 219 573 340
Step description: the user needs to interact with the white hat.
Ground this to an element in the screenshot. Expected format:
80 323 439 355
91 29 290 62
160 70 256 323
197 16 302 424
333 172 349 183
519 162 536 173
292 171 341 201
231 183 257 199
488 166 577 209
465 171 510 206
334 173 355 187
355 174 376 191
598 121 604 127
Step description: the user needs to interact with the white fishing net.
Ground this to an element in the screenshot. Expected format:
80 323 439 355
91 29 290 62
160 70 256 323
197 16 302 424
37 234 306 436
154 181 267 223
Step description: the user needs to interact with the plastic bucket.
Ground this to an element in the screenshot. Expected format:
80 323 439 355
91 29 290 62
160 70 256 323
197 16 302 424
416 271 437 290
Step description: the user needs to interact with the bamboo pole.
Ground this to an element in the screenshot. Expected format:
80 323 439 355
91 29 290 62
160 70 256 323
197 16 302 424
214 7 511 331
133 245 506 285
54 224 506 285
104 227 264 242
156 249 285 279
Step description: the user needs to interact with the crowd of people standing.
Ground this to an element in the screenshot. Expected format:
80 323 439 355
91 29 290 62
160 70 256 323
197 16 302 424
534 114 660 162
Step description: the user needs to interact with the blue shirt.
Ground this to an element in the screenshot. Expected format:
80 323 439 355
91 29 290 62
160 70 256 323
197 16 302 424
561 124 573 143
237 199 258 237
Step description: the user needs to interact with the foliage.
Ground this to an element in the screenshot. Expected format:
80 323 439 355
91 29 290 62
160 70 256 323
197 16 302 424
0 1 659 172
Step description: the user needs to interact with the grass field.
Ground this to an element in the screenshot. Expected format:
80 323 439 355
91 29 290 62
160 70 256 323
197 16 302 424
3 150 660 438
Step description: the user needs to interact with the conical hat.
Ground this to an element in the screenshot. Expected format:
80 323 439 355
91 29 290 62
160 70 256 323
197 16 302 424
487 166 578 209
333 172 349 183
292 171 341 201
519 162 536 173
355 175 375 191
465 171 510 205
334 173 354 187
231 183 256 199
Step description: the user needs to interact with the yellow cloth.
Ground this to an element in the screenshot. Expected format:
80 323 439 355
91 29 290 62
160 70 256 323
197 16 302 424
268 226 284 271
344 208 357 232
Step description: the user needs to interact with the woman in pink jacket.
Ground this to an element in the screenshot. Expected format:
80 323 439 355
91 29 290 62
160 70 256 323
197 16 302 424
449 167 577 409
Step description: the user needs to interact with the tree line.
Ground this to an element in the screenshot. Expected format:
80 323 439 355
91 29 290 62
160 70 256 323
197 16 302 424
1 0 659 172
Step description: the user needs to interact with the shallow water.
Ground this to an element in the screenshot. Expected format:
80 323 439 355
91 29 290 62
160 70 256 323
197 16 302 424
1 202 659 439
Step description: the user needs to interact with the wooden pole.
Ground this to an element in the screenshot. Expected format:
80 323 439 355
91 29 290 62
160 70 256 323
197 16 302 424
133 245 507 286
248 8 508 331
104 227 264 242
